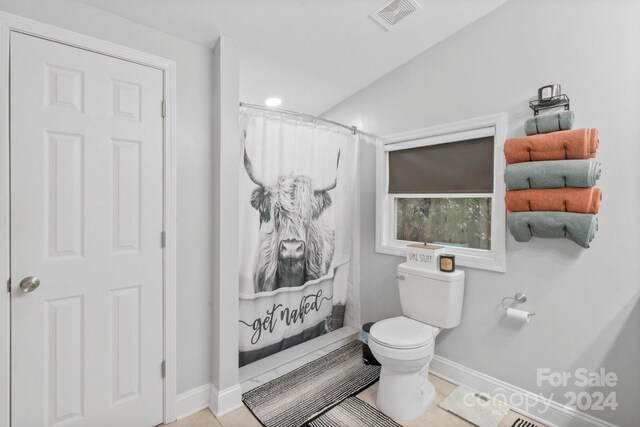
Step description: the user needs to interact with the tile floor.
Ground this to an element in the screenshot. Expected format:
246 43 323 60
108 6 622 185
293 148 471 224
169 374 545 427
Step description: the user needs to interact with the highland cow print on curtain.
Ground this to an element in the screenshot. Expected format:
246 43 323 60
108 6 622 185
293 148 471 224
238 109 357 367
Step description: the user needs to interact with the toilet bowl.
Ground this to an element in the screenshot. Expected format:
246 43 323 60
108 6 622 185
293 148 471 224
368 263 465 420
368 316 439 420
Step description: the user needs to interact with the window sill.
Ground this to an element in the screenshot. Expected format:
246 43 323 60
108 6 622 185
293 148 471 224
375 241 506 273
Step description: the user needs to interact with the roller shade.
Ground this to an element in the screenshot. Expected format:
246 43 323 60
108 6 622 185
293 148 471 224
388 136 494 194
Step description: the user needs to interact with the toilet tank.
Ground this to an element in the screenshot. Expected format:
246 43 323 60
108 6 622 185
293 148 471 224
397 262 465 329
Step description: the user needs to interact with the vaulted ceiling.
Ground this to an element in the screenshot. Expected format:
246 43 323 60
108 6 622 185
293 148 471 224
76 0 510 114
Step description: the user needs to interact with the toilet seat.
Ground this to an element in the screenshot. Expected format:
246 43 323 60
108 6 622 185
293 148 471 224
368 337 432 361
369 316 436 348
369 316 436 360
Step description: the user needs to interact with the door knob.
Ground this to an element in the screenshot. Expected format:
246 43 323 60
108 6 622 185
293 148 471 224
19 276 40 293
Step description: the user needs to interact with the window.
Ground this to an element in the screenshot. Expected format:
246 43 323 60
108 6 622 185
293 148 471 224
395 197 492 250
376 114 507 272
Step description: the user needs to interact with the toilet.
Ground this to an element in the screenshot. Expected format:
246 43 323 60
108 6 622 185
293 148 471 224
368 262 465 420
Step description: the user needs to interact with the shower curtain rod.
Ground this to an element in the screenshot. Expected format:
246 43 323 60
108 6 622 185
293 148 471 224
239 102 358 135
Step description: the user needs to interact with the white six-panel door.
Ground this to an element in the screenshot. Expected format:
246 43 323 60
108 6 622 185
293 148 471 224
10 33 164 427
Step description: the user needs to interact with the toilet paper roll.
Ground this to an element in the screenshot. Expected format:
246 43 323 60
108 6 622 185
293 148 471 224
506 307 533 323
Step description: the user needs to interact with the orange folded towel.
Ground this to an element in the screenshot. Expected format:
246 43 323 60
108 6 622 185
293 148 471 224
506 187 602 214
504 129 599 164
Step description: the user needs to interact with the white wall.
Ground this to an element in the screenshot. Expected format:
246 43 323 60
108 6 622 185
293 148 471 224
211 35 241 410
0 0 214 395
324 0 640 425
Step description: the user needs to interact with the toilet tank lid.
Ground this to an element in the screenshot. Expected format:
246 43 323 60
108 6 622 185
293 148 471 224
369 316 436 349
398 263 464 281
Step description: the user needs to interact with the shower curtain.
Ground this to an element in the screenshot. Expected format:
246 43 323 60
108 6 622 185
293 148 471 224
238 110 357 367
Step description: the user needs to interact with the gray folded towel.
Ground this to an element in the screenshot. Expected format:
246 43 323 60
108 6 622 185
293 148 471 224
524 111 575 135
507 212 598 248
504 159 601 190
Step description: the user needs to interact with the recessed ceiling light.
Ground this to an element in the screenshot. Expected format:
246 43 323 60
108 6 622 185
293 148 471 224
265 97 282 107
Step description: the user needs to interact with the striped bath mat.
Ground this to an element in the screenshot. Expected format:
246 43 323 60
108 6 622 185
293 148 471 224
242 341 380 427
307 397 401 427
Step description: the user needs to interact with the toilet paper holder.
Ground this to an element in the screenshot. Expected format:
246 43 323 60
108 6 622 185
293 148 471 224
501 292 536 316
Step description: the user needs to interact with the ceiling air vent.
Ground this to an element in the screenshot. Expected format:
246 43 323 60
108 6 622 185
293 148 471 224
370 0 422 31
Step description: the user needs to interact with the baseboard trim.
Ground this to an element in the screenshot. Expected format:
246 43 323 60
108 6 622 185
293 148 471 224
176 384 212 420
176 382 244 421
209 383 243 417
430 355 619 427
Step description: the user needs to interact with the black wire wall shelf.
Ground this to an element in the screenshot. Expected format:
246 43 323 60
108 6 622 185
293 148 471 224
529 94 570 116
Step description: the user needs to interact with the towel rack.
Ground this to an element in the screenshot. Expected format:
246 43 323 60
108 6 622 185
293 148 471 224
529 94 570 116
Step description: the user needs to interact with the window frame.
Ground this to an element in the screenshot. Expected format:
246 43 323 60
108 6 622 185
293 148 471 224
376 113 508 272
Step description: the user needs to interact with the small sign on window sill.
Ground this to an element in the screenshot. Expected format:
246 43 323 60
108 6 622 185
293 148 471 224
406 244 445 270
